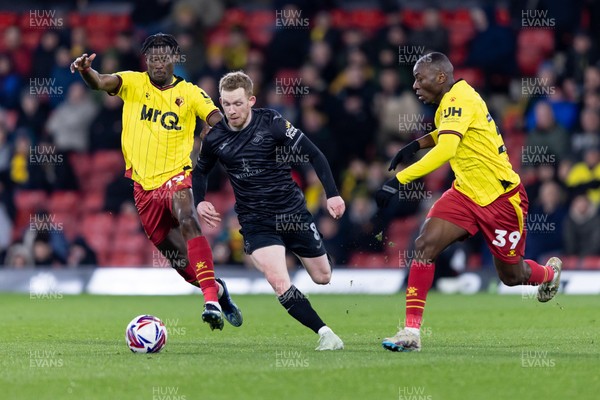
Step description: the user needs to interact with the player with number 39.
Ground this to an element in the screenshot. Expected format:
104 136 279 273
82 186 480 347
375 53 562 352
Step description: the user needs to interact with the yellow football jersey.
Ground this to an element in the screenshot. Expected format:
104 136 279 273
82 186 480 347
112 71 219 190
432 80 520 206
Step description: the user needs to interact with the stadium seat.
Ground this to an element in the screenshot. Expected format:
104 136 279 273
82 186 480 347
402 10 424 30
517 29 554 76
454 68 484 90
92 150 125 175
14 190 47 212
81 192 105 214
48 191 80 214
423 163 451 192
51 212 79 241
69 152 93 185
0 12 18 29
582 256 600 270
107 252 145 267
218 8 246 29
348 252 392 268
330 9 349 29
115 213 142 234
350 9 386 32
113 232 147 254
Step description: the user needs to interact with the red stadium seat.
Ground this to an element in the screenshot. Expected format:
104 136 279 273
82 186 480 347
15 190 47 212
0 12 18 29
454 68 484 90
69 152 93 186
402 10 424 30
108 252 145 267
348 252 393 268
113 232 147 254
92 150 125 175
350 9 386 32
219 8 247 29
48 191 80 214
330 9 349 29
81 192 105 214
115 213 142 234
582 256 600 270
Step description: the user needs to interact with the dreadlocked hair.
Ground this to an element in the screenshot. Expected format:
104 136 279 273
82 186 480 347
141 33 180 55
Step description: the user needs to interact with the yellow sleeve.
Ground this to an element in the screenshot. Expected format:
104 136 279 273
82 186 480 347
111 71 139 98
191 84 219 122
396 133 461 184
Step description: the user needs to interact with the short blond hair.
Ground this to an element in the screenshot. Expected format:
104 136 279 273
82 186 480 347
219 71 253 97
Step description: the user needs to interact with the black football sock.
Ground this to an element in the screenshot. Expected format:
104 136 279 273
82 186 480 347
278 285 326 333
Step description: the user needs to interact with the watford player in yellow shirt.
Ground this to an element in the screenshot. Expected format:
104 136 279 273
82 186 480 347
70 33 241 331
376 52 562 352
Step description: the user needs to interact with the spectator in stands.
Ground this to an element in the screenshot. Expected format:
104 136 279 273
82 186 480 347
408 8 449 54
16 91 49 145
0 53 21 110
223 26 249 71
46 81 98 153
198 45 228 83
89 93 123 151
571 107 600 159
565 146 600 203
310 11 341 51
525 181 567 262
175 29 205 82
113 30 140 72
308 41 337 84
298 108 339 180
31 30 61 79
525 101 571 162
584 65 600 95
564 194 600 256
10 132 51 191
265 3 310 80
66 236 97 267
317 212 348 265
50 47 79 107
374 67 421 146
467 6 517 82
346 194 382 253
32 232 64 267
4 26 31 77
4 243 32 268
0 199 12 263
565 30 599 88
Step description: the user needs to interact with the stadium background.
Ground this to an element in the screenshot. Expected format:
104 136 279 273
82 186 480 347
1 0 600 278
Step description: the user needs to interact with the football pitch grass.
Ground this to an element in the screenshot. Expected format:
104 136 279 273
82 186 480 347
1 293 598 400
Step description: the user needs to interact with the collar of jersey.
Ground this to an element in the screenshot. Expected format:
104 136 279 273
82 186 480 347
147 73 183 91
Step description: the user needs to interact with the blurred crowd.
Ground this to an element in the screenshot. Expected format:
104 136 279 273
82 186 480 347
1 0 600 270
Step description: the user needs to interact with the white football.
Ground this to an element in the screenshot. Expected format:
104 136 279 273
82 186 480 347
125 315 168 353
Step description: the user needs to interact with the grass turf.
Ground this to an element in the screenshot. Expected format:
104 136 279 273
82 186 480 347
0 293 598 400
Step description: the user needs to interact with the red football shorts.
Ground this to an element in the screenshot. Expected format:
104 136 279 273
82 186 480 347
427 183 529 264
133 170 192 246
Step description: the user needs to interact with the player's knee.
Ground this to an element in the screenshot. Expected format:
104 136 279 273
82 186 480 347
179 215 201 236
312 269 331 285
414 234 438 261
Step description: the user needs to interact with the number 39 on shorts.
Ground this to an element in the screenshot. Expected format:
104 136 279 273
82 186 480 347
491 229 521 250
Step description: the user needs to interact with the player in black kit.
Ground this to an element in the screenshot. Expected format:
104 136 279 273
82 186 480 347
192 71 345 350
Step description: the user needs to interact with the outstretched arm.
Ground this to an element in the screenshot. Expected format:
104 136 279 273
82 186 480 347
70 53 120 93
388 132 436 171
395 133 460 184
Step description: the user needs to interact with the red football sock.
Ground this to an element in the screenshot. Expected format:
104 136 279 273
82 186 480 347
525 259 554 285
175 263 199 288
405 259 435 330
187 236 218 302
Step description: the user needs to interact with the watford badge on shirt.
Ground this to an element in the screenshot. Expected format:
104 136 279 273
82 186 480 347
175 97 184 107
